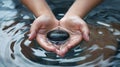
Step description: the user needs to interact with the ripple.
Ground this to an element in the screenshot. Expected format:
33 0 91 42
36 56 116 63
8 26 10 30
0 0 120 67
1 20 119 67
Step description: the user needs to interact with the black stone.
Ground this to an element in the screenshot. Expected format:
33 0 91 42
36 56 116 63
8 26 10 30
47 30 69 42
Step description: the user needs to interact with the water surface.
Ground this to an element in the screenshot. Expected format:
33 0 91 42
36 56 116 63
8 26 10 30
0 0 120 67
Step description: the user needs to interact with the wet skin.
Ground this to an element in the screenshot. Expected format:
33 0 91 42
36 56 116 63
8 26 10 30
29 15 87 57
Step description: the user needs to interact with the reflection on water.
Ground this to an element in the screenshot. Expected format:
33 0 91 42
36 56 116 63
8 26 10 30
0 0 120 67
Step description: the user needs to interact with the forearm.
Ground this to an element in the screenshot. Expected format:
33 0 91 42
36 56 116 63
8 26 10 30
64 0 103 18
21 0 54 17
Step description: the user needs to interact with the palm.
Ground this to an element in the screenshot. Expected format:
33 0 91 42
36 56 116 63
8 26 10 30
57 16 89 57
29 15 89 57
29 15 59 52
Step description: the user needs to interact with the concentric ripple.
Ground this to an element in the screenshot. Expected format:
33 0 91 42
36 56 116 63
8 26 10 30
0 0 120 67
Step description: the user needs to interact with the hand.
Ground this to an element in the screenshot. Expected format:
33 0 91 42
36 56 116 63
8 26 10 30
56 16 89 57
29 15 59 53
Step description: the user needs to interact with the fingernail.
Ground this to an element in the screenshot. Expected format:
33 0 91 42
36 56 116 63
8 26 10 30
28 34 32 40
28 32 36 40
87 36 89 41
83 34 89 41
86 34 89 41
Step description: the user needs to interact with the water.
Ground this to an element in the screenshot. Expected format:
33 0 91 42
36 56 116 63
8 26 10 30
0 0 120 67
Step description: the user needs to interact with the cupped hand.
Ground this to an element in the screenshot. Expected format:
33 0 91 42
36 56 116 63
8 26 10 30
56 16 90 57
29 15 59 53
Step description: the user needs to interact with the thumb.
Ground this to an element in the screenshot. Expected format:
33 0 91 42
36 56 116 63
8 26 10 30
29 30 37 40
79 22 90 41
83 31 89 41
28 19 41 40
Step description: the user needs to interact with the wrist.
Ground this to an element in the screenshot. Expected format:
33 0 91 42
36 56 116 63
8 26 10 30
60 15 82 24
63 11 85 19
34 10 55 18
62 14 82 20
35 14 58 24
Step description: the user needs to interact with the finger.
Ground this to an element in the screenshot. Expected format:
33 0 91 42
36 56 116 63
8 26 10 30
83 30 89 41
59 45 69 57
67 35 82 50
79 21 90 41
29 18 42 40
28 31 36 40
36 34 57 52
58 35 82 57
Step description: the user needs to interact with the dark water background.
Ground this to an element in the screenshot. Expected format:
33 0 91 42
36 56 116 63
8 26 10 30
0 0 120 67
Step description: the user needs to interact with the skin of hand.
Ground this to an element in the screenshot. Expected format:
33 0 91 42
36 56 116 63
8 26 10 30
21 0 61 53
21 0 103 57
56 16 89 57
29 14 60 53
55 0 103 57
